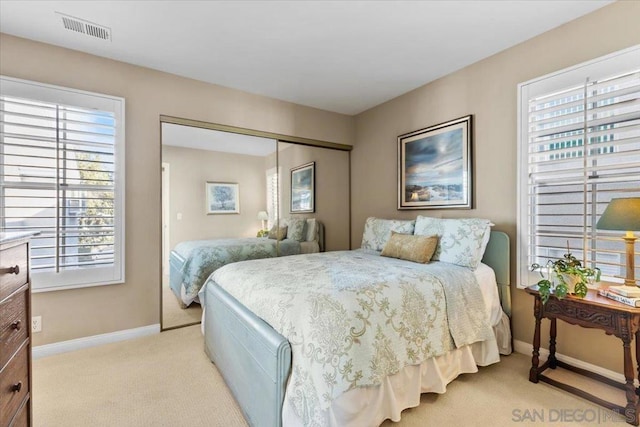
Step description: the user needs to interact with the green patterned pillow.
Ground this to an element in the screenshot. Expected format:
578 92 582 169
284 218 307 242
268 225 288 241
381 232 438 263
361 217 416 252
414 216 492 269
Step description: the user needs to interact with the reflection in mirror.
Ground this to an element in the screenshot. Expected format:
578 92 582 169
161 123 276 330
277 141 350 252
160 123 352 331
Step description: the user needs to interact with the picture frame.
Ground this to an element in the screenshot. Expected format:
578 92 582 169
290 161 315 213
398 115 472 210
206 182 240 214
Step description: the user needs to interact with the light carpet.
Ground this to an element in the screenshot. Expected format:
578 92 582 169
34 325 625 426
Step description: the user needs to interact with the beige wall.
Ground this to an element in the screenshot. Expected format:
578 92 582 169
351 1 640 372
162 146 270 248
0 33 354 345
277 143 351 251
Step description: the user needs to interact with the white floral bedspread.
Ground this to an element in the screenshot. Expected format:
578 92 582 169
209 250 494 426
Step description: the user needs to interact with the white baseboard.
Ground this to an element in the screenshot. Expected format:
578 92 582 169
513 339 628 384
33 324 161 359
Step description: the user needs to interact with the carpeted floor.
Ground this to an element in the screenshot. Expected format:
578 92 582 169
34 326 625 426
162 275 202 329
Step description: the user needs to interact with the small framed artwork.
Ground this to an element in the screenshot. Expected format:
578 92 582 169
398 115 472 210
290 161 315 213
206 182 240 214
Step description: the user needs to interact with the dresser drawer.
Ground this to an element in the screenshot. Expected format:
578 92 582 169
0 290 28 371
9 397 29 427
0 244 28 303
0 343 29 427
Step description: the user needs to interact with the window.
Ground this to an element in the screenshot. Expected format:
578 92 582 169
266 167 279 228
0 76 125 291
517 46 640 288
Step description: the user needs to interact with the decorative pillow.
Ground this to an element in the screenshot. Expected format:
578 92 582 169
381 232 438 264
268 225 288 241
361 217 416 252
305 218 318 242
414 216 492 269
284 218 307 242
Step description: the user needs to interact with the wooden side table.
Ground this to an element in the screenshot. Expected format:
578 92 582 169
526 286 640 426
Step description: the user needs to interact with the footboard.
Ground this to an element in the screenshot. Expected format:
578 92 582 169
203 283 291 427
169 250 186 301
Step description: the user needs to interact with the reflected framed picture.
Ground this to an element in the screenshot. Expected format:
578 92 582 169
398 115 472 210
290 161 315 213
206 182 240 214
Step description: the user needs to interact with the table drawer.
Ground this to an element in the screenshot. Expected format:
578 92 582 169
0 290 28 371
0 343 29 427
0 244 28 303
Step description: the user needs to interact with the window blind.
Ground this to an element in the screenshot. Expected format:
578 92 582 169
0 77 125 291
519 50 640 287
266 167 279 228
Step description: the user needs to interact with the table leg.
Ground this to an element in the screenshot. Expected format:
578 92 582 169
529 297 542 383
623 337 638 425
549 318 557 369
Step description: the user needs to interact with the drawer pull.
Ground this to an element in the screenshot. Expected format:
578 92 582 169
0 265 20 275
11 320 22 331
11 382 22 393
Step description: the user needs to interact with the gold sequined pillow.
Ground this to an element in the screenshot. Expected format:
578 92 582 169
380 232 438 264
268 225 288 241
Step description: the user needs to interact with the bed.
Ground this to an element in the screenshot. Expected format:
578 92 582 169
200 218 511 426
170 219 324 307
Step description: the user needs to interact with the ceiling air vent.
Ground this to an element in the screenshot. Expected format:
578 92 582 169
57 12 111 41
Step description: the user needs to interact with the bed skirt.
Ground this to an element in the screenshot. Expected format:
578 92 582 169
283 333 502 426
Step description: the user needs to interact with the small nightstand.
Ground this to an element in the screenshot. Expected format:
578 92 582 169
526 286 640 426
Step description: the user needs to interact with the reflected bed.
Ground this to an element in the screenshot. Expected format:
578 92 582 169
170 220 323 307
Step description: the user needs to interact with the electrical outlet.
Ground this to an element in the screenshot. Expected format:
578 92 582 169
32 316 42 333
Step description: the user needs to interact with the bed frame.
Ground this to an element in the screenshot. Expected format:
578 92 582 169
203 231 510 427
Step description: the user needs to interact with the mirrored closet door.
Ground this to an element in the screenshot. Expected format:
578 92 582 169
160 118 351 330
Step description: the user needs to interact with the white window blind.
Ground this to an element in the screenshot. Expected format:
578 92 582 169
266 167 279 228
518 46 640 288
0 76 125 291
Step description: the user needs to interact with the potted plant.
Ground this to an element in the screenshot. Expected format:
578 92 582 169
530 243 601 304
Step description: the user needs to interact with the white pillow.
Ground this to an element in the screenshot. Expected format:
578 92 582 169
305 218 318 242
361 217 416 252
414 216 492 269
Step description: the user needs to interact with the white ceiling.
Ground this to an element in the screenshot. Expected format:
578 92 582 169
0 0 613 115
162 123 276 156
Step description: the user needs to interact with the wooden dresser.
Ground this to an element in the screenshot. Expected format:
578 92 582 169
0 233 33 427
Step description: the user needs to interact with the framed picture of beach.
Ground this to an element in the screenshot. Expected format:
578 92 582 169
398 115 472 210
206 182 240 214
290 162 315 213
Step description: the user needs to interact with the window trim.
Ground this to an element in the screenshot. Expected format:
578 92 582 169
0 75 125 292
516 45 640 289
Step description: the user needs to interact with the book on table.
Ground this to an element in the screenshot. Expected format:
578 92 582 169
598 288 640 307
606 285 640 298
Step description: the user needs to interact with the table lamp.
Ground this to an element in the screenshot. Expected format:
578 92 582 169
596 198 640 288
257 211 269 230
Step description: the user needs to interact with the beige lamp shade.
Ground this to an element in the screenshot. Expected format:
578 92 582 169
596 198 640 231
597 197 640 287
257 211 269 221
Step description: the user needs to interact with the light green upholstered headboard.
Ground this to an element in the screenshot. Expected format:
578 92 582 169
481 231 511 316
